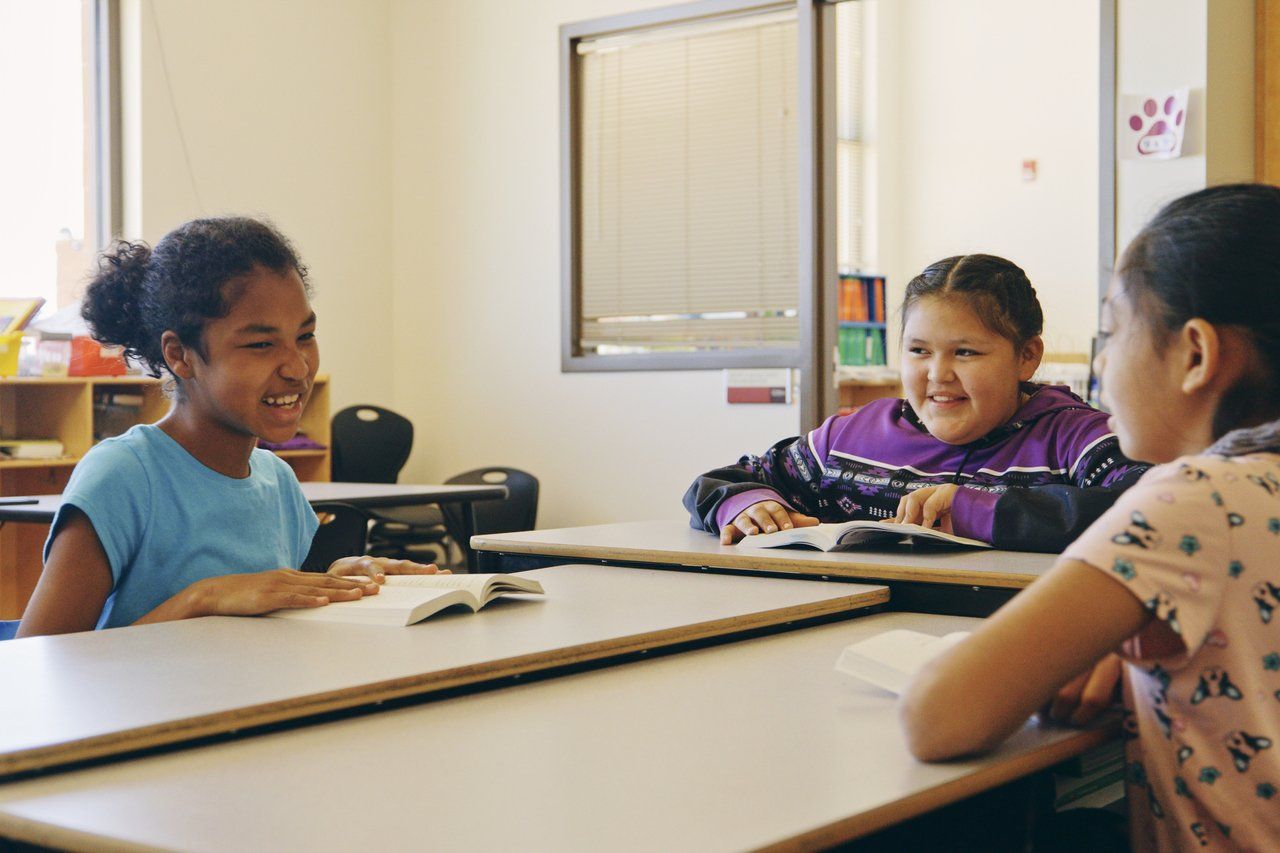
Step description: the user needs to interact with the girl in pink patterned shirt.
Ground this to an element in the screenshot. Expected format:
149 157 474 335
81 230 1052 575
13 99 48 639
902 184 1280 851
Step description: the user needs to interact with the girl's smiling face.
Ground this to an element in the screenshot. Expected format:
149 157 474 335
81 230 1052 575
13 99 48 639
178 265 319 446
900 295 1043 445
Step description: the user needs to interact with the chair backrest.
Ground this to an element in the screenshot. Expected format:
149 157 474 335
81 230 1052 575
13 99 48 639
302 502 371 572
0 620 18 641
443 467 539 537
330 405 414 484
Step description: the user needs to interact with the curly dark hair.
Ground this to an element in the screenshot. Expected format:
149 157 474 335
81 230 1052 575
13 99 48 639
82 217 310 378
900 254 1044 349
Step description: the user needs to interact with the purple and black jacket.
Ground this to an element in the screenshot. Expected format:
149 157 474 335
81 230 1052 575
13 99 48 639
683 384 1150 553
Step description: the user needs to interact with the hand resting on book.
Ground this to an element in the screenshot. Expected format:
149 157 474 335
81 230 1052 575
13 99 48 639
326 555 449 582
893 484 958 534
722 499 820 545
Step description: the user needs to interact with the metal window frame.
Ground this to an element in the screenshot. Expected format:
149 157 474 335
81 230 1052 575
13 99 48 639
560 0 817 388
90 0 123 247
560 0 1118 434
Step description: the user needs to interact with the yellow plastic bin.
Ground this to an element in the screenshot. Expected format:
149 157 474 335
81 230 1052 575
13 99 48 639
0 333 22 377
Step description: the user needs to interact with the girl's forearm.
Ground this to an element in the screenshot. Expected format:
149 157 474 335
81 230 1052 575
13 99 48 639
133 580 211 625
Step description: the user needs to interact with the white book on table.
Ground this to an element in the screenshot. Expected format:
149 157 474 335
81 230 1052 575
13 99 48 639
835 629 971 694
267 573 545 627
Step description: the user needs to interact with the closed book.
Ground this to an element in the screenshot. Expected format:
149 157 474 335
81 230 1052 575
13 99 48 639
0 440 65 459
835 629 971 694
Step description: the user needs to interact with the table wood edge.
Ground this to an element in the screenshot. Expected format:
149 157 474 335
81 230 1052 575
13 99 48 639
471 538 1033 590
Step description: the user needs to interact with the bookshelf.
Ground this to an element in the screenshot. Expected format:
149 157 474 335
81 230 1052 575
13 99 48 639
837 273 887 368
0 374 331 618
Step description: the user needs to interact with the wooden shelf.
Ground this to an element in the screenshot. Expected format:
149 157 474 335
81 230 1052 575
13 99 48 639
0 376 159 387
273 449 329 459
0 457 81 470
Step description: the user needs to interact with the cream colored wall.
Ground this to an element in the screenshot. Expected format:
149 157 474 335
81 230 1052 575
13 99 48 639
870 0 1101 359
1115 0 1254 251
387 0 800 528
119 0 1255 530
120 0 396 412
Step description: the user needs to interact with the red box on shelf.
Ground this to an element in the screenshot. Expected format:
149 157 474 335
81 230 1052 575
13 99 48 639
69 336 127 376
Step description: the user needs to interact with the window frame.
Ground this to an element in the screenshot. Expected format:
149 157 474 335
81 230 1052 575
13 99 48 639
88 0 123 249
559 0 819 382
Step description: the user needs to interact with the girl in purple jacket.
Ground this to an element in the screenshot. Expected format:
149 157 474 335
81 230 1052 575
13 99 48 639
684 254 1148 553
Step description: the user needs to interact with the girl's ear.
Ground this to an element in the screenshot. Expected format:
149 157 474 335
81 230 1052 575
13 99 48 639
161 331 195 380
1017 335 1045 382
1178 319 1221 395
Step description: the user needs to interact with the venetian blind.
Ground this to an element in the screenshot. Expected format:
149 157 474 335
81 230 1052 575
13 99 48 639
576 9 799 355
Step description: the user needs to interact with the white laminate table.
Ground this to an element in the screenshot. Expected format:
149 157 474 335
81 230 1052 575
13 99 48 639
0 564 886 778
0 611 1115 852
474 519 1059 614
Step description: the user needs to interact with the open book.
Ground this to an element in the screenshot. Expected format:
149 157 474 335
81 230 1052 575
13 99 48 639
741 519 989 551
835 629 971 694
268 573 545 627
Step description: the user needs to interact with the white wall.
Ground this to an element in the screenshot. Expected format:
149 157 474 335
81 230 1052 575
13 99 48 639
120 0 1256 530
1115 0 1254 251
869 0 1101 359
121 0 396 411
387 0 799 528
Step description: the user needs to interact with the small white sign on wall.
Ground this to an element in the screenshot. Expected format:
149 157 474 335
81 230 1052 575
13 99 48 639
1120 87 1188 160
725 368 793 404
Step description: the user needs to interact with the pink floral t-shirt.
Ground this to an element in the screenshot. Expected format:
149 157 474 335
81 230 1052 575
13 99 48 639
1065 453 1280 851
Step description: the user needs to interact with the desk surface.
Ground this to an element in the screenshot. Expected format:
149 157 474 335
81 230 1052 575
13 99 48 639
0 611 1115 852
0 482 506 523
474 519 1058 589
0 564 886 778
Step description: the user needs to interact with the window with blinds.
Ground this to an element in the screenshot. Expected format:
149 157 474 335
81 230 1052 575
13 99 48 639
567 6 800 365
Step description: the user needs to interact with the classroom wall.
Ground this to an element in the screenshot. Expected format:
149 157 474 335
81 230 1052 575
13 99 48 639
1115 0 1255 250
119 0 396 411
118 0 1255 531
387 0 799 528
869 0 1101 359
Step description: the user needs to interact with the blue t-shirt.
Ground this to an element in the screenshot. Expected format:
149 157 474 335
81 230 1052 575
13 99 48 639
44 424 319 629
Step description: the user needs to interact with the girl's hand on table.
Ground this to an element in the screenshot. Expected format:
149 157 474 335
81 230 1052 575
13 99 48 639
893 484 959 532
721 500 819 545
191 569 378 616
327 556 449 582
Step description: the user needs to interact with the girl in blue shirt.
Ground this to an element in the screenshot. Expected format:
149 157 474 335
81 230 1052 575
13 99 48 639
18 217 440 635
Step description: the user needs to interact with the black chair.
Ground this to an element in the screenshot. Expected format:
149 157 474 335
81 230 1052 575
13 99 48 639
330 404 452 564
441 467 539 539
330 405 413 484
302 502 371 572
371 467 538 570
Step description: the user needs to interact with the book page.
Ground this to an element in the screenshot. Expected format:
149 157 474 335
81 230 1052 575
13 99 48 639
834 521 989 550
738 524 838 550
385 573 543 598
268 585 467 626
385 574 490 592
